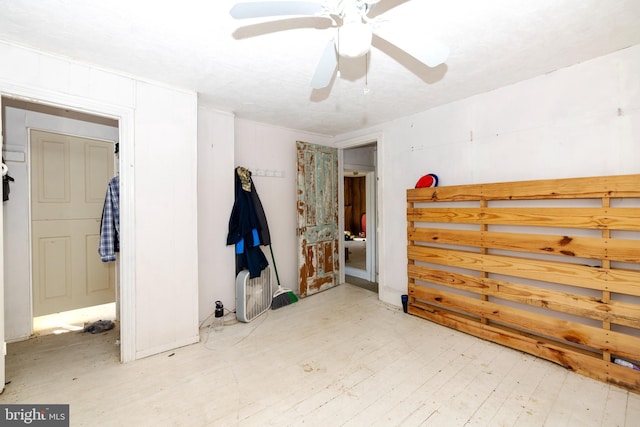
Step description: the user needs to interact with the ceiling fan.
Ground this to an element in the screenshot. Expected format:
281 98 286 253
230 0 449 89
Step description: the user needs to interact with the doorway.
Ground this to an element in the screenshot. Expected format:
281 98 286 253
2 97 120 341
342 142 377 292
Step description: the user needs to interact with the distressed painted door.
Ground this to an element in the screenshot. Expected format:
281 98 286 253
296 141 339 297
30 130 115 316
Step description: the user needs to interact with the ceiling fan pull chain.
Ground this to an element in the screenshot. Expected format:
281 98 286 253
364 51 370 94
337 28 342 78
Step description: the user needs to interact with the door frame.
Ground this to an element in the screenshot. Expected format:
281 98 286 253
336 132 382 287
343 169 376 282
0 84 136 363
0 94 5 392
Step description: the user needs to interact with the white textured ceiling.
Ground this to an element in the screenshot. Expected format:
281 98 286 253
1 0 639 136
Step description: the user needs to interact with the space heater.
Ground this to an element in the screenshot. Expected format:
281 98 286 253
235 266 272 322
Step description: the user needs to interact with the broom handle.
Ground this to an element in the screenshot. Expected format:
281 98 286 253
268 244 283 288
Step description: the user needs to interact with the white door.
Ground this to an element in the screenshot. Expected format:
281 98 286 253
30 130 115 316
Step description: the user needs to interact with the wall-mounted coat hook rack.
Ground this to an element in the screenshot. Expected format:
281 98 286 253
249 168 284 178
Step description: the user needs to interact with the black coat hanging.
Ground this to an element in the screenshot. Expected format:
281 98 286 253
226 167 271 278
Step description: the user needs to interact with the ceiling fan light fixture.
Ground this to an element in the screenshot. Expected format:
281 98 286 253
337 21 372 58
229 0 450 90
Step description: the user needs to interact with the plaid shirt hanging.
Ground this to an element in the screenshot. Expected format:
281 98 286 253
99 175 120 262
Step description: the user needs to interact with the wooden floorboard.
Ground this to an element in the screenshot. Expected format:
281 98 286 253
3 283 639 426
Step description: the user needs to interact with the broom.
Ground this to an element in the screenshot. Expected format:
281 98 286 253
269 244 298 309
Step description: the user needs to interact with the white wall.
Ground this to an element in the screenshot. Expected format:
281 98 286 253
0 41 200 360
233 120 334 299
132 81 199 358
197 107 236 322
3 36 638 359
344 145 376 170
3 107 119 341
196 117 334 320
338 44 640 307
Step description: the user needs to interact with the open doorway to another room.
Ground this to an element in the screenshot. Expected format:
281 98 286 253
2 97 120 347
343 143 377 293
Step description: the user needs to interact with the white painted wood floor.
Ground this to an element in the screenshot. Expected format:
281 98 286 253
3 283 639 426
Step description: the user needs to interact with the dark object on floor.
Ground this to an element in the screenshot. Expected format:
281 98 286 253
83 320 115 334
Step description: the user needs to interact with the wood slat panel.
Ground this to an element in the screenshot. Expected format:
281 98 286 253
409 284 640 360
407 174 640 203
407 174 640 393
407 207 640 230
408 302 640 391
408 264 640 329
408 227 640 262
408 245 640 296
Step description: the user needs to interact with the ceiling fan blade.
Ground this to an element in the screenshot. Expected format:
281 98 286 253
233 16 333 39
366 0 412 19
230 1 324 19
374 28 449 67
310 39 338 89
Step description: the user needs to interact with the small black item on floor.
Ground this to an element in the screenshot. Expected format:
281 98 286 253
401 294 408 313
83 320 115 334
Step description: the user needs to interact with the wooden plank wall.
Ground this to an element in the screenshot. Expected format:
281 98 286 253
406 174 640 393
